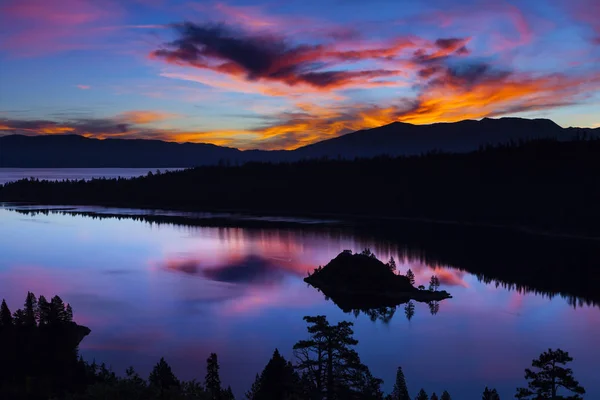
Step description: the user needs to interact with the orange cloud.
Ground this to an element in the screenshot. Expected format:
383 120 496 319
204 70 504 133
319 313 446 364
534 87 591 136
118 110 179 124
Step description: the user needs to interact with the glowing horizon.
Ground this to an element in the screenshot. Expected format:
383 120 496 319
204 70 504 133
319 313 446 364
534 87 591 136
1 0 599 150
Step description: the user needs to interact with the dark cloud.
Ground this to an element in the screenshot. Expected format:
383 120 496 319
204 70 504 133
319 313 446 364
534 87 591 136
413 37 471 64
435 38 465 50
428 62 513 88
418 65 443 78
0 117 130 136
152 22 400 89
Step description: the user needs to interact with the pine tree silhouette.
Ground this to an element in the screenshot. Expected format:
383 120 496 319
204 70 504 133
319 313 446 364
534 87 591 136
405 269 416 285
515 349 585 399
391 366 410 400
205 353 222 400
440 390 452 400
482 387 500 400
415 388 429 400
0 299 12 326
247 348 300 400
149 357 180 394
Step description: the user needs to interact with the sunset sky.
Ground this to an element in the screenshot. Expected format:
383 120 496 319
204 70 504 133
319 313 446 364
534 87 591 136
1 0 599 150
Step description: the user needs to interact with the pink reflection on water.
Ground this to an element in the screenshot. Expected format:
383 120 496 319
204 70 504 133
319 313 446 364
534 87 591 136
1 208 600 399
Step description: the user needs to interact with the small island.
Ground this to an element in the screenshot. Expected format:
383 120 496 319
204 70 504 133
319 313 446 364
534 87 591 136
305 250 452 312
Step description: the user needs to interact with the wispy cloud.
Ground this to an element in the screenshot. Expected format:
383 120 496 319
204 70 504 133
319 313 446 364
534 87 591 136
0 0 124 56
76 85 91 90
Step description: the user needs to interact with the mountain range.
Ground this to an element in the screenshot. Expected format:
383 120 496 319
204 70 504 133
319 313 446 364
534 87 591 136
0 117 597 167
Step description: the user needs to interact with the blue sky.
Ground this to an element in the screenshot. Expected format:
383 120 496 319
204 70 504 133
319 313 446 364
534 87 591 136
1 0 599 149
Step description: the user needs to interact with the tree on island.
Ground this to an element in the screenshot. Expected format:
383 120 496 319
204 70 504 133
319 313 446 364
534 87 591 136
482 387 500 399
429 276 440 291
387 256 397 273
415 388 429 400
515 349 585 399
360 248 377 258
405 269 415 285
390 366 410 400
441 390 452 400
293 315 382 399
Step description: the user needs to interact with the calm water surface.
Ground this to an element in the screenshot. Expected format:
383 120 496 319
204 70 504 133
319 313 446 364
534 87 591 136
0 168 184 184
0 207 598 399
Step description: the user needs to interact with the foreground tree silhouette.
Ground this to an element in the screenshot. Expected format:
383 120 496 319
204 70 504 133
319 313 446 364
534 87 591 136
23 291 38 326
246 348 301 400
415 388 429 400
390 366 410 400
0 299 12 326
515 349 585 399
440 390 451 400
293 315 382 399
149 357 180 395
482 387 500 399
430 393 439 400
206 353 223 400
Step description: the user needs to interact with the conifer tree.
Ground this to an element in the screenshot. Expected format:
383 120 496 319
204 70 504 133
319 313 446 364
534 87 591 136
49 295 68 323
293 315 382 399
246 374 261 400
415 388 429 400
431 393 439 400
23 291 38 326
247 349 300 400
515 349 585 399
12 309 26 326
440 390 452 400
222 386 235 400
387 256 397 273
149 357 180 394
405 269 415 285
66 304 73 322
0 299 12 326
482 387 500 400
206 353 223 400
391 366 410 400
428 275 440 291
37 295 50 325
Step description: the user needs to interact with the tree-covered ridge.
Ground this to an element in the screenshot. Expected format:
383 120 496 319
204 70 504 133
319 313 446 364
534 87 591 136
1 138 599 237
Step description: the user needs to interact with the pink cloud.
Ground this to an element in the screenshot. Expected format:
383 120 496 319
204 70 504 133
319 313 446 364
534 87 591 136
0 0 124 56
77 84 91 90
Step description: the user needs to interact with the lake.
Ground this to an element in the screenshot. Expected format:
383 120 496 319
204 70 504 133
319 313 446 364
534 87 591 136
0 205 598 399
0 168 184 185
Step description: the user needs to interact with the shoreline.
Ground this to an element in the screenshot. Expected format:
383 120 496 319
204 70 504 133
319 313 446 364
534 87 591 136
3 201 599 242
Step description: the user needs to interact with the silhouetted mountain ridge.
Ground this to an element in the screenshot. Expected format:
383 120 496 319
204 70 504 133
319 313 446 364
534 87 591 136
0 117 595 167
